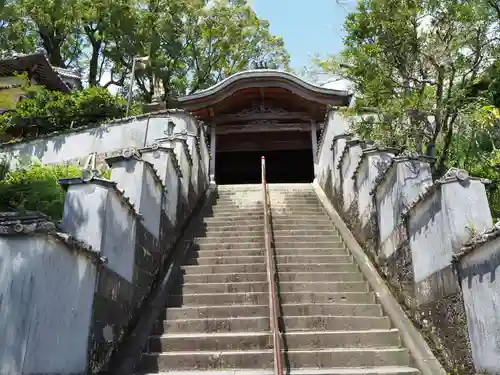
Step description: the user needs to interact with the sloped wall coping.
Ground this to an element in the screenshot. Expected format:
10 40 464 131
140 145 182 178
0 109 190 149
371 154 436 196
455 223 500 259
330 132 353 150
153 136 193 166
105 147 173 191
401 168 492 220
0 212 107 265
58 177 143 220
351 145 401 181
336 139 374 171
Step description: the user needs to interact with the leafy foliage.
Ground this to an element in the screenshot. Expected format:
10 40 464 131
0 160 111 220
0 0 290 101
0 163 80 220
0 84 136 137
319 0 500 216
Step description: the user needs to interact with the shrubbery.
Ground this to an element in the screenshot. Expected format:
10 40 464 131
0 84 140 138
0 161 110 220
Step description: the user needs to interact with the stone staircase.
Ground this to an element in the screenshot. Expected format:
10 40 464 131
138 183 421 375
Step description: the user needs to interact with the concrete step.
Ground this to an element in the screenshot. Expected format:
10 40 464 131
270 218 334 224
161 316 270 333
181 263 266 274
274 241 344 249
148 328 401 353
282 303 383 317
162 305 269 320
184 255 265 266
284 329 400 349
272 223 336 231
275 255 352 264
278 281 368 293
273 235 342 242
193 242 264 250
194 236 264 245
279 292 375 304
173 281 268 294
182 272 267 284
199 225 264 234
274 249 347 256
210 208 262 215
168 292 268 306
272 229 337 236
139 367 421 375
276 263 358 273
284 316 391 331
139 349 273 371
277 271 363 282
286 348 411 368
270 206 325 212
149 332 271 352
188 249 265 258
139 348 410 371
203 217 263 225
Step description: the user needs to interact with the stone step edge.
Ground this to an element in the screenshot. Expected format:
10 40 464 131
139 366 420 375
168 292 373 298
164 315 389 323
167 302 382 310
182 262 356 268
152 328 399 339
175 281 367 287
143 347 407 356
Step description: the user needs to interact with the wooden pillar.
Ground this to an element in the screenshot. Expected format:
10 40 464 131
210 124 216 184
311 120 318 176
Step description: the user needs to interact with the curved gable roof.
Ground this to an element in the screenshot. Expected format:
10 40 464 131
178 69 352 105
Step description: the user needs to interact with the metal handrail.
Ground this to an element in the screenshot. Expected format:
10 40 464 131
261 156 284 375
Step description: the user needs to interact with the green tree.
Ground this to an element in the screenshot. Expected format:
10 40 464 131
0 0 289 101
318 0 498 175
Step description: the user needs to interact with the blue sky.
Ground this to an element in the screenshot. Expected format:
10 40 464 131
250 0 357 71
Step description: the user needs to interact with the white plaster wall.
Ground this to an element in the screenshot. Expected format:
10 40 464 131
175 142 190 200
165 155 180 225
102 191 137 283
376 160 433 259
141 150 170 189
110 159 144 209
0 112 202 170
333 138 348 194
140 165 163 239
199 126 210 179
409 191 449 283
410 180 493 284
357 152 394 228
61 184 108 252
460 239 500 373
0 236 96 374
342 144 363 212
1 119 149 169
445 181 492 251
317 111 352 188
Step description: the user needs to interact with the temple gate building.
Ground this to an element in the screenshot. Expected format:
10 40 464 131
177 70 352 184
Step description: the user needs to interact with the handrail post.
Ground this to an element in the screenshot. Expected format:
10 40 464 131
261 156 284 375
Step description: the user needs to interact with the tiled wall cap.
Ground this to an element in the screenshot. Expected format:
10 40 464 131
0 108 188 148
370 153 437 196
401 168 490 219
140 145 183 178
455 221 500 260
0 211 55 235
351 146 400 181
58 177 143 220
330 133 353 150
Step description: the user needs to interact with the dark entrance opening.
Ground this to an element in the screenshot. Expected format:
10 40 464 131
216 149 314 184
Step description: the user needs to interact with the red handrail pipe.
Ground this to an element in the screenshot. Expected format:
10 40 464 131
261 156 284 375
